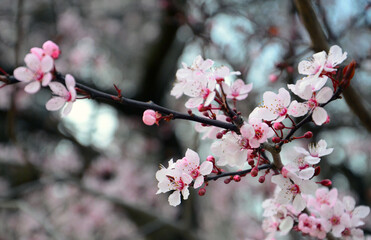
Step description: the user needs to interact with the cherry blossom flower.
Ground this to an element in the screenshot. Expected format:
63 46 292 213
184 79 216 108
42 40 61 59
45 74 76 117
211 132 254 168
320 200 351 237
298 213 317 235
297 139 333 163
13 53 54 93
250 88 291 122
324 45 348 73
156 159 193 207
175 149 213 188
222 79 252 101
342 196 370 228
171 55 214 98
271 172 317 212
240 119 274 148
194 113 228 139
288 86 333 125
307 188 338 211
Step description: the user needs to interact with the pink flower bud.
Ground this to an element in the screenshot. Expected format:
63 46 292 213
272 137 281 143
142 109 157 126
224 178 231 184
233 175 241 182
318 179 332 186
281 167 289 178
206 155 215 163
43 41 60 59
286 66 294 73
216 132 223 139
273 122 285 130
314 166 321 176
248 159 255 166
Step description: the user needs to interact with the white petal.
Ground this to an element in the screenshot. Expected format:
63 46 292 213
353 206 370 219
41 72 52 86
24 81 41 94
316 87 333 103
199 161 213 175
49 82 68 96
312 107 327 125
181 188 190 199
279 217 293 235
46 97 65 111
300 179 317 195
185 148 200 166
24 53 40 72
298 60 317 75
40 55 54 73
298 168 315 180
62 102 73 117
65 74 76 88
168 191 181 206
14 67 33 82
293 194 306 212
193 176 204 189
288 101 308 117
185 97 203 108
240 123 255 139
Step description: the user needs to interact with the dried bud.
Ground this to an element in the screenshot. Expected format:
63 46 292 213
340 60 356 89
226 117 232 122
233 175 241 182
198 188 206 196
318 179 332 187
187 109 193 115
304 131 313 139
258 176 265 183
273 122 285 130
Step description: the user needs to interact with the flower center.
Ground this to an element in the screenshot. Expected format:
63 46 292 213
289 184 300 195
66 92 72 101
190 168 200 179
342 228 351 236
35 72 44 81
202 88 210 99
330 216 340 226
307 98 318 109
255 127 263 140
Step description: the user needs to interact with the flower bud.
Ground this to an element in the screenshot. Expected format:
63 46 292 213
258 176 265 183
216 132 223 139
142 109 157 126
273 122 285 130
340 60 356 89
251 167 258 177
206 155 215 163
269 74 278 83
248 159 255 166
318 179 332 187
314 166 321 176
272 137 281 143
233 175 241 182
224 178 231 184
198 188 206 196
304 131 313 139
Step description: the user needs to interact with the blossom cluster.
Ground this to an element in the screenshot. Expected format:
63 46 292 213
13 41 76 116
146 46 370 238
263 187 370 240
156 149 213 206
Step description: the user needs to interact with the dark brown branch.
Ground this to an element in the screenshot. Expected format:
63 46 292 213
206 164 272 181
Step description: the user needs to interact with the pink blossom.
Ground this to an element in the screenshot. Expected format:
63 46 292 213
307 188 338 211
13 53 54 93
324 45 347 73
175 149 213 188
342 196 370 228
320 200 351 237
156 159 193 207
250 88 290 122
45 74 76 117
222 79 252 101
240 119 274 148
271 172 317 212
298 213 316 234
142 109 161 126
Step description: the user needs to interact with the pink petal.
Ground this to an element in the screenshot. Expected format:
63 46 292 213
288 101 308 117
312 107 328 125
49 82 68 96
41 72 52 86
24 81 41 94
65 74 76 89
240 123 255 139
24 53 40 72
40 55 54 73
14 67 33 82
185 97 203 108
46 97 65 111
62 102 73 116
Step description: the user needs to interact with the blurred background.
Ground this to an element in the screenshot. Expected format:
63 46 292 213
0 0 370 239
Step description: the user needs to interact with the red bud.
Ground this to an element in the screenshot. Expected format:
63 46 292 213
341 60 356 89
233 175 241 182
198 188 206 196
317 179 332 187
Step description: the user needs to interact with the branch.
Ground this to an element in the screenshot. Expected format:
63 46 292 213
205 164 272 181
293 0 371 133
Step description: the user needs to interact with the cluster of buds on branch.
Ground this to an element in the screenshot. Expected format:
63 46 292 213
1 41 367 240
